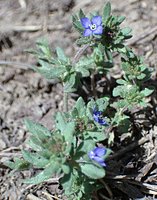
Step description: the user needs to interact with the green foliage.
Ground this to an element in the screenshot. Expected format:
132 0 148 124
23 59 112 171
24 160 61 184
6 2 154 200
25 119 51 138
103 2 111 23
7 97 111 198
121 52 151 82
80 162 106 179
74 56 94 77
5 158 30 170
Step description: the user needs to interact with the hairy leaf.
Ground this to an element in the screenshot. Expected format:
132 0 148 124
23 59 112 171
80 163 105 179
25 119 51 140
56 47 68 62
22 150 49 168
23 161 60 184
103 2 111 23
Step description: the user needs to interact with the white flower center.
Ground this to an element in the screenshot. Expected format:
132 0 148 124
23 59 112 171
90 24 97 30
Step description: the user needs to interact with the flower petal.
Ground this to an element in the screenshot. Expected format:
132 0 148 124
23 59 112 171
88 150 95 159
93 109 107 125
98 160 106 167
93 109 102 116
93 114 100 122
83 29 92 37
97 118 107 125
93 156 106 167
93 110 102 122
80 17 91 28
91 16 102 26
94 147 106 157
93 26 103 35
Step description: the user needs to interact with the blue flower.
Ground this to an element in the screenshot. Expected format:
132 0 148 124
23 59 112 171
93 109 108 126
80 16 103 37
88 147 106 167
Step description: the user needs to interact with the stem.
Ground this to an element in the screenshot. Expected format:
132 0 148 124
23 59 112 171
63 91 68 112
62 45 91 112
72 44 90 65
91 71 97 99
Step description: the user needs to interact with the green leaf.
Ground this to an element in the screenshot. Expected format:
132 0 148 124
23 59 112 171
103 2 111 23
74 97 86 117
35 60 66 80
55 112 67 132
141 88 154 97
86 131 107 142
96 96 110 111
104 48 113 62
22 150 49 168
23 161 60 184
112 85 122 97
117 16 126 24
137 73 146 80
112 112 130 126
62 164 71 174
117 118 131 134
79 9 86 19
111 100 128 110
80 163 106 179
121 27 132 36
72 15 84 32
24 119 51 140
64 73 77 93
60 171 75 195
56 47 68 62
116 79 127 85
86 99 96 120
76 37 91 46
27 136 44 151
36 38 52 58
78 139 95 153
75 56 94 77
55 113 75 153
63 122 75 143
5 158 30 170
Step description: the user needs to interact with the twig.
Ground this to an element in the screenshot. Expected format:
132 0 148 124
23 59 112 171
107 135 149 161
9 24 66 32
99 193 112 200
106 172 136 180
26 194 42 200
0 60 33 70
0 152 22 157
1 146 21 152
100 179 113 199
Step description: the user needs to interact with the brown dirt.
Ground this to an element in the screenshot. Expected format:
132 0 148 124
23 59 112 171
0 0 157 200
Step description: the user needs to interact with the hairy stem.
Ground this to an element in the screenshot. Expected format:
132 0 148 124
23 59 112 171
63 91 68 112
91 71 97 99
72 44 90 65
